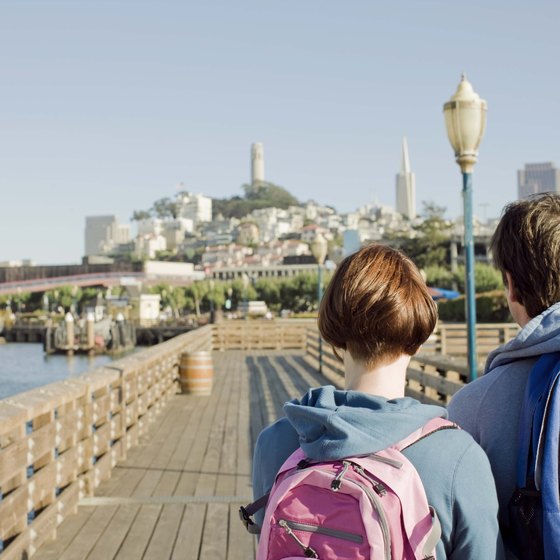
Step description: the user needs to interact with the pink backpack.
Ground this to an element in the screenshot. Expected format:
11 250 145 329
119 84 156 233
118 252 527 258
240 417 456 560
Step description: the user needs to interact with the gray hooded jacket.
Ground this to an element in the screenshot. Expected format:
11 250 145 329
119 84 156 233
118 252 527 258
448 302 560 537
253 386 503 559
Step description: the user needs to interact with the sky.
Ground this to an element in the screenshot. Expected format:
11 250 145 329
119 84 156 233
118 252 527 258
1 0 559 264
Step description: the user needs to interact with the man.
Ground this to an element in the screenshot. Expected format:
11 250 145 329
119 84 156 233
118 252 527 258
448 193 560 555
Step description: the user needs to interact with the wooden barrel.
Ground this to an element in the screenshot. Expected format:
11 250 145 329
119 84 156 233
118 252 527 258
179 351 213 395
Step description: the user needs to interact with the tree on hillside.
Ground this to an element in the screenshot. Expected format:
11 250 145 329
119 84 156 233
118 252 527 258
213 182 301 219
131 210 151 222
151 197 179 220
399 201 453 269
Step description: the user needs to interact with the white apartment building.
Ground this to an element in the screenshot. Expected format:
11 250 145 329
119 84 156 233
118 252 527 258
249 207 292 242
137 218 163 237
177 192 212 226
134 234 167 260
201 244 252 268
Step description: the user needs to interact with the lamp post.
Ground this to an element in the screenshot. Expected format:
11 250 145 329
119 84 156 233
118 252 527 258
444 74 487 381
311 232 328 374
209 280 215 323
242 273 250 319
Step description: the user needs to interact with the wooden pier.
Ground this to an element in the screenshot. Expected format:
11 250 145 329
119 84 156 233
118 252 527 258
0 320 516 560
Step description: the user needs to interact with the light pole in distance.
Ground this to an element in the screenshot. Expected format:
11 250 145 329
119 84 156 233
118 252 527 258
311 232 328 374
443 74 487 381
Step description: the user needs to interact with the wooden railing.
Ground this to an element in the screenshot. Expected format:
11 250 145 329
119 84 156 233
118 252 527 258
212 319 309 351
305 325 493 406
0 325 212 560
427 322 519 358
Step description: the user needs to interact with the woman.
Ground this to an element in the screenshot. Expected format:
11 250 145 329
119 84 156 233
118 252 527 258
252 244 503 559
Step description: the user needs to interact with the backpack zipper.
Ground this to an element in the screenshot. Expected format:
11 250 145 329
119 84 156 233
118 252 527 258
278 519 363 543
331 460 351 491
351 463 387 496
279 519 319 558
347 478 392 560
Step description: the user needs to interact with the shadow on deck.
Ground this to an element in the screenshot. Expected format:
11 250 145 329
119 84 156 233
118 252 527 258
33 350 328 560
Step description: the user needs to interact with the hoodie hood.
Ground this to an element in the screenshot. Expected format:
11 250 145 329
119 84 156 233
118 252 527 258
283 385 446 461
485 302 560 372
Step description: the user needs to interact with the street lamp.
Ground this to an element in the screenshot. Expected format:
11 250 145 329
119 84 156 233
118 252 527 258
311 232 328 374
209 280 215 323
242 273 250 319
444 74 487 381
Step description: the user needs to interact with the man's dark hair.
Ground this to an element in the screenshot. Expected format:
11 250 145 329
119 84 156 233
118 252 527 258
491 193 560 318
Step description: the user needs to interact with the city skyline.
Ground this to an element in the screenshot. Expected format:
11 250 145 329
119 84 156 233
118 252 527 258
1 1 559 263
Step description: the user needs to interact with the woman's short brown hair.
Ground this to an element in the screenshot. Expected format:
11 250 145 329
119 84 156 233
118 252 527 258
318 243 437 368
491 193 560 318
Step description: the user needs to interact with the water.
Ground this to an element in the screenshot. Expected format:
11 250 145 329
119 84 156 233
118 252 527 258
0 343 114 400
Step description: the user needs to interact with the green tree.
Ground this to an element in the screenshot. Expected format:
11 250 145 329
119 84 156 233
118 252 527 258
131 210 151 221
424 265 454 290
399 202 453 268
213 182 301 220
184 282 210 317
150 284 187 318
151 197 179 219
453 264 504 294
255 278 282 311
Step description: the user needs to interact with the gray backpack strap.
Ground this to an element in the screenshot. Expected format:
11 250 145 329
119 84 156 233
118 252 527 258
421 506 442 560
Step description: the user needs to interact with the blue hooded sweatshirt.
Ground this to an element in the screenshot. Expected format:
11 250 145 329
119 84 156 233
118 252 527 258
448 302 560 557
253 385 503 559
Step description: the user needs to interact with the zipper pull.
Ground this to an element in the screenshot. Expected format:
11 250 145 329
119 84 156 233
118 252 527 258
331 460 350 491
279 520 319 558
352 464 387 496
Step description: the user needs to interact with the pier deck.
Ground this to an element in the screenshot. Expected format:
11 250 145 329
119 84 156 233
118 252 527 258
33 350 329 560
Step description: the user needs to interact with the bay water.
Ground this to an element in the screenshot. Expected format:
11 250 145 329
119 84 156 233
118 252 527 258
0 342 114 400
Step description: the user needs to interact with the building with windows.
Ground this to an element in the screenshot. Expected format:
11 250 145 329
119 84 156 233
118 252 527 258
395 137 416 219
518 162 560 199
84 215 130 257
177 192 212 226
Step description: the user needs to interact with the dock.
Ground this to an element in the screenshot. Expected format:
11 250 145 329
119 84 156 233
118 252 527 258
33 350 327 560
0 320 516 560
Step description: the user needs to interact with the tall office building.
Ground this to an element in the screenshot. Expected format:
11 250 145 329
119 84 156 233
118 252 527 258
251 142 265 185
84 215 126 257
518 162 560 199
395 137 416 219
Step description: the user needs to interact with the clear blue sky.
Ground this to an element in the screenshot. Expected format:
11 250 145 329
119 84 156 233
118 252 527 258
1 0 559 264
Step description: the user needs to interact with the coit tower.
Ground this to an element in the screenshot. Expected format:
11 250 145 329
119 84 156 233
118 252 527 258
251 142 265 186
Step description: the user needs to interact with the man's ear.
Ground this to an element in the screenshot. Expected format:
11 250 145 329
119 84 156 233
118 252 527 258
505 272 518 303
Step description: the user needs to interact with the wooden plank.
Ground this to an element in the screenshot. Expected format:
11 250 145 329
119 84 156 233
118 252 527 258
115 504 162 560
84 504 140 560
198 503 229 560
142 504 184 560
32 507 96 560
170 503 206 560
228 503 255 560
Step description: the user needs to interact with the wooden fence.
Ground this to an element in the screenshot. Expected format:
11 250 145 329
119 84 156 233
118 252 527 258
306 324 519 406
212 319 309 351
427 322 519 358
0 325 212 560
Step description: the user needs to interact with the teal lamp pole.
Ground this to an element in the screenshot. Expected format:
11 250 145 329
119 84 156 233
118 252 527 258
311 232 328 374
444 74 487 382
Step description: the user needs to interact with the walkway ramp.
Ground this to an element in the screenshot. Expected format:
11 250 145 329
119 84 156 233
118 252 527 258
33 350 328 560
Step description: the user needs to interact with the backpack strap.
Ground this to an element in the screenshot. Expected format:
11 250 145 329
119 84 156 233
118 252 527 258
239 493 269 534
515 351 560 556
394 417 458 452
